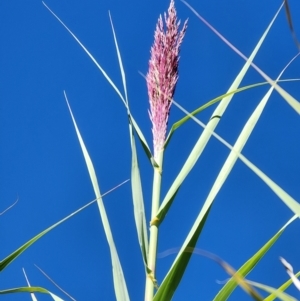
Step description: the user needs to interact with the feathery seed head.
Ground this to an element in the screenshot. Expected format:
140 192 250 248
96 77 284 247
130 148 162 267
147 0 188 160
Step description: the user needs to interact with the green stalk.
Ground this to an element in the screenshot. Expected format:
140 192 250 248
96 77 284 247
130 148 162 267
145 150 164 301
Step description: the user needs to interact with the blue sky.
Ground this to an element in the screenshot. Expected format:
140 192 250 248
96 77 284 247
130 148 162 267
1 0 300 300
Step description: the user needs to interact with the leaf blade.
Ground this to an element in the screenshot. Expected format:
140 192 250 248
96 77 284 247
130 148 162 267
213 215 298 301
64 92 130 301
155 2 280 225
153 35 298 301
0 287 64 301
181 0 300 114
108 13 149 265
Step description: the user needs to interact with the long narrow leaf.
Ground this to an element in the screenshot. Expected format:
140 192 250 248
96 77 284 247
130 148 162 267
158 248 264 301
130 115 155 166
199 250 264 301
0 197 94 271
64 92 130 301
264 270 300 301
246 280 298 301
152 209 211 301
155 3 281 225
153 49 298 300
165 79 299 148
130 131 149 265
108 14 149 264
42 2 126 106
213 215 298 301
181 1 300 114
165 82 264 147
43 2 153 164
108 11 128 106
173 97 300 215
0 181 127 271
45 0 150 270
23 268 38 301
0 287 64 301
238 153 300 217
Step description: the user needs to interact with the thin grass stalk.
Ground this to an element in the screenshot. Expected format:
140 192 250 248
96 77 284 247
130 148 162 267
144 1 187 299
145 151 164 300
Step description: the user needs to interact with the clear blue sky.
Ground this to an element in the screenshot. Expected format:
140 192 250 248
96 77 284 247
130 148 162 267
1 0 300 300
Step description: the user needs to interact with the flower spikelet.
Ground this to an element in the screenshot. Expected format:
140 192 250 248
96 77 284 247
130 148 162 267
147 0 188 160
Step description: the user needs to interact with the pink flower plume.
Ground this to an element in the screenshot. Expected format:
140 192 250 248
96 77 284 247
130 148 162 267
146 0 188 159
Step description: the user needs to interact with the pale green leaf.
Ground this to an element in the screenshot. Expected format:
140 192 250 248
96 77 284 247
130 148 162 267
42 2 126 106
44 0 150 268
108 13 149 264
0 287 64 301
155 1 281 226
0 184 127 280
0 196 99 272
49 293 65 301
23 268 38 301
246 280 298 301
0 287 48 294
152 209 211 301
213 215 298 301
264 271 300 301
43 2 153 164
181 0 300 114
108 11 129 105
130 130 149 265
153 9 295 298
164 79 300 148
172 95 300 218
64 92 129 301
238 154 300 217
